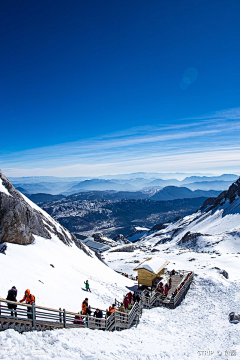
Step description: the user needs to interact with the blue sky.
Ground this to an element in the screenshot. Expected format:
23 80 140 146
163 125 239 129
0 0 240 177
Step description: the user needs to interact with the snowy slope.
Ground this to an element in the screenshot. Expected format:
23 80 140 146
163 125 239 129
1 233 240 360
0 277 239 360
0 234 133 312
0 170 134 311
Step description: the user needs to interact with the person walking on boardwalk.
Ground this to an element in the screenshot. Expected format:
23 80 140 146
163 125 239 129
127 292 133 304
135 293 140 303
94 308 103 327
82 298 89 315
19 289 35 319
118 302 125 323
107 304 116 317
164 284 169 296
84 280 91 292
123 296 129 309
6 286 17 317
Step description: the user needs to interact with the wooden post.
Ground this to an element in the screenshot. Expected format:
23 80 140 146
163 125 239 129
59 308 62 324
87 314 89 328
105 310 108 331
63 309 66 328
32 303 36 330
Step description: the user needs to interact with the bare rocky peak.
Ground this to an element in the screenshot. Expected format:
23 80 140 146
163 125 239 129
0 170 91 255
201 176 240 212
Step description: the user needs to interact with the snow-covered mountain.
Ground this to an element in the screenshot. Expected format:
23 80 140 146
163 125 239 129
1 172 240 360
0 170 133 311
137 176 240 255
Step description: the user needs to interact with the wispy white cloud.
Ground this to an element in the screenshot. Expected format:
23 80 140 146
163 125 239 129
1 108 240 176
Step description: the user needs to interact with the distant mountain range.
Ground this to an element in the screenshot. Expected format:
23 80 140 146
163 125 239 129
10 173 238 195
26 186 221 204
69 179 139 193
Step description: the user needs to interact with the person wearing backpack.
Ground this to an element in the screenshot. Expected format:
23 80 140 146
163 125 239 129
20 289 35 319
82 298 89 315
6 286 17 317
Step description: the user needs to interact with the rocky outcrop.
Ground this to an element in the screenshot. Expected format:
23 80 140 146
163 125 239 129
0 170 51 245
112 234 130 244
0 170 91 255
150 222 165 231
92 232 118 246
220 269 229 279
178 231 203 247
201 177 240 212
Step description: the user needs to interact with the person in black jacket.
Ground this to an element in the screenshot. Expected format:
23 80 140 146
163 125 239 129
6 286 17 317
93 308 103 327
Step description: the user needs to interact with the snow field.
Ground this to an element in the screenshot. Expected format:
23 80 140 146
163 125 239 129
0 235 133 312
0 276 239 360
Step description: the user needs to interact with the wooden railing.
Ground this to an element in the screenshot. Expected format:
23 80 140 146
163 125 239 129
169 271 194 309
0 271 193 333
0 298 141 333
140 270 194 309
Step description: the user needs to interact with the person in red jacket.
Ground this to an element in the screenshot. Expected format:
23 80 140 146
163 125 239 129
20 289 35 319
127 292 132 304
123 296 129 309
164 284 169 296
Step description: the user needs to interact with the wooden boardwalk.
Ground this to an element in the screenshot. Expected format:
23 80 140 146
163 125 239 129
0 270 193 333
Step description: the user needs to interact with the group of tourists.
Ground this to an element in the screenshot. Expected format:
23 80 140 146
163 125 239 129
123 291 140 309
156 281 171 296
6 286 35 319
74 290 140 327
4 271 192 327
74 297 104 327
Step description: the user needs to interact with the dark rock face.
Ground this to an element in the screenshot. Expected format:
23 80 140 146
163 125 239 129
0 170 90 254
151 223 165 231
220 269 229 279
201 177 240 212
112 234 130 244
0 171 51 245
178 231 203 246
92 232 117 246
